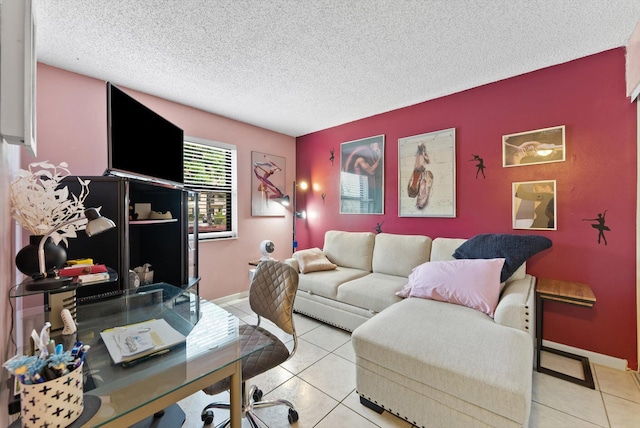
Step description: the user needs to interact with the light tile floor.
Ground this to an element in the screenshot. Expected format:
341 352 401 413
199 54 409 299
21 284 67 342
177 297 640 428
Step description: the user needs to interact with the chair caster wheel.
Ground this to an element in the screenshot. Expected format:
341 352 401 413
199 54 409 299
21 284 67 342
288 408 299 423
252 388 263 402
201 408 214 425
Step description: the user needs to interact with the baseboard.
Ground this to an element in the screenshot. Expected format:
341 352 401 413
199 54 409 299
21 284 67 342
542 339 628 371
211 291 249 306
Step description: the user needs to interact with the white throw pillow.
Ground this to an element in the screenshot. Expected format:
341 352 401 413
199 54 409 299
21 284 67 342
293 248 337 274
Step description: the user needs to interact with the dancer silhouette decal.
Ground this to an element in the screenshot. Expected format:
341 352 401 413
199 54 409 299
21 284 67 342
470 154 486 179
582 210 610 245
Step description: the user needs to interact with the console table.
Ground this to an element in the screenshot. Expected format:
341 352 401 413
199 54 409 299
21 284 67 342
535 278 596 389
4 283 272 427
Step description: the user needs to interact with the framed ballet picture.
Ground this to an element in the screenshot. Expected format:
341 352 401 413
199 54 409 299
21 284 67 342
340 135 385 214
398 128 456 217
251 151 287 216
512 180 557 230
502 125 565 167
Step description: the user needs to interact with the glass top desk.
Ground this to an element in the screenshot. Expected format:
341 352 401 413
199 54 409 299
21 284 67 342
7 283 270 428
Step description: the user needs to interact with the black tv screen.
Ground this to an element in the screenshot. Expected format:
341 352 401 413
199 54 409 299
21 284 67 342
106 82 184 186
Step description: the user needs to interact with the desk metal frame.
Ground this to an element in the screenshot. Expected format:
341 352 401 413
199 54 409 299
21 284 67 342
96 360 242 428
535 278 596 389
6 284 266 428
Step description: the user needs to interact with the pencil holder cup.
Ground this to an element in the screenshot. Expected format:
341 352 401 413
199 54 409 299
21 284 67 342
20 362 83 428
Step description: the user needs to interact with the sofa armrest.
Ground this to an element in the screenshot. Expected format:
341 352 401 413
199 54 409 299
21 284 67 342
284 257 299 272
494 274 535 341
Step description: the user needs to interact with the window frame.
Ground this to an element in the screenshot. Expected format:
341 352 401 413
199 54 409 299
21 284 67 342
184 135 238 240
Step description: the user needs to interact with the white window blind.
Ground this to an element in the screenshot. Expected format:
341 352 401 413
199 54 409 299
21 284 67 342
184 137 237 239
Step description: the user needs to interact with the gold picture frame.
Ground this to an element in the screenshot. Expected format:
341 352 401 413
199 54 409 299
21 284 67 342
512 180 557 230
503 125 565 167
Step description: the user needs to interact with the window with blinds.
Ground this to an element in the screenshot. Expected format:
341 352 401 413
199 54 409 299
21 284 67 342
183 137 238 239
340 171 371 213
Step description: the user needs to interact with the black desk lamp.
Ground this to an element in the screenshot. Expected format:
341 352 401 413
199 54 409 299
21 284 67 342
25 208 116 291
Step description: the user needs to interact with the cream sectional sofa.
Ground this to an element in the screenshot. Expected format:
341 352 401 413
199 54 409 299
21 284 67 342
286 230 541 427
288 230 434 331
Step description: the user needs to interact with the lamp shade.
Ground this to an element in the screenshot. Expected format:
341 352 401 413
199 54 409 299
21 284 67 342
84 207 116 236
279 195 291 207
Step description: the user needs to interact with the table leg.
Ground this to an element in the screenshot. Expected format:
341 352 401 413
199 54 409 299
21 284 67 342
536 292 543 371
535 292 595 389
229 360 242 428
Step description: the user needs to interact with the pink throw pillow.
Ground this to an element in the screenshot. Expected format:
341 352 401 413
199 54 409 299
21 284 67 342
397 258 505 317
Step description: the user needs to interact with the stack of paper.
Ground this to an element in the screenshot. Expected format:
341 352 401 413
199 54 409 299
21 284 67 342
100 319 186 364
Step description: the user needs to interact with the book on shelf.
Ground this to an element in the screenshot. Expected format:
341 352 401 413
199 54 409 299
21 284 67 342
59 264 108 277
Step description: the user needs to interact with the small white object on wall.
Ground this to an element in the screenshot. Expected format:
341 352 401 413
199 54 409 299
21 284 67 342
627 20 640 101
0 0 37 155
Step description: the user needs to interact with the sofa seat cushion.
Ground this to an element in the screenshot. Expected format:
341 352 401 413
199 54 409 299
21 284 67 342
352 297 533 424
336 273 406 313
297 267 369 300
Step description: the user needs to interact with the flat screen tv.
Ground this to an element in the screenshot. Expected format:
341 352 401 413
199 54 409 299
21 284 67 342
106 82 184 186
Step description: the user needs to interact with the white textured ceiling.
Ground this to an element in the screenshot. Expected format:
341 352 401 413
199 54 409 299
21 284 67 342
35 1 640 137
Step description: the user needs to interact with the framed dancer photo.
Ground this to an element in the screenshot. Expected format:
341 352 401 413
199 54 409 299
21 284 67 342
340 135 385 214
251 151 287 216
398 128 456 217
502 125 565 167
512 180 557 230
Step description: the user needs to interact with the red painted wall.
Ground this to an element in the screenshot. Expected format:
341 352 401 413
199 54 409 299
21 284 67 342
296 48 638 369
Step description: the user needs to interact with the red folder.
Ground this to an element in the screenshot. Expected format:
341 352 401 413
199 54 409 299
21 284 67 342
59 264 108 277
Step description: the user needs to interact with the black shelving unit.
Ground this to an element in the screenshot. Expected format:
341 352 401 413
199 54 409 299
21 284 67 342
62 176 199 303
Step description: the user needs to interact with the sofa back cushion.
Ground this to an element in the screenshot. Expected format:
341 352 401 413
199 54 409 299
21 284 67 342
372 233 432 277
430 237 467 262
323 230 375 271
431 237 526 282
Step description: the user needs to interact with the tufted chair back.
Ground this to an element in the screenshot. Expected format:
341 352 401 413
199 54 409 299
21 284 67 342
249 260 298 336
